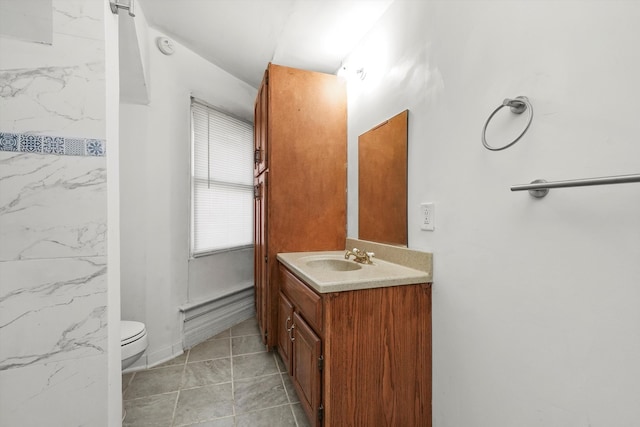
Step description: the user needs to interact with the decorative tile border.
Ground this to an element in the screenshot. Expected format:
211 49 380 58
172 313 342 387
0 132 106 157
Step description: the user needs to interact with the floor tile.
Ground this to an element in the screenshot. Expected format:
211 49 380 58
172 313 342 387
234 373 289 414
119 318 308 426
235 405 297 427
188 339 230 363
153 351 188 369
230 318 260 337
124 365 184 400
274 351 287 373
122 372 134 393
292 403 311 427
182 358 231 389
173 383 234 425
123 392 177 427
232 335 266 356
282 373 299 403
232 352 278 380
207 329 230 340
178 417 235 427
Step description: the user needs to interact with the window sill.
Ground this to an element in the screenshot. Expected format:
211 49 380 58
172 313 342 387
190 244 253 259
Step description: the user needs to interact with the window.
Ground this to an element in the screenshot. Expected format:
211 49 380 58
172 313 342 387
191 98 253 256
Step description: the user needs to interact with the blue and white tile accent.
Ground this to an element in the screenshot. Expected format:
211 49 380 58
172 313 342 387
0 133 19 151
43 136 65 154
0 132 105 157
20 134 43 152
86 139 105 156
63 138 86 156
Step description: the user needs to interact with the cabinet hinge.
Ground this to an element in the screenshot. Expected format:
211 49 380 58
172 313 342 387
254 184 261 200
318 355 324 371
254 148 262 164
265 255 268 263
318 404 324 422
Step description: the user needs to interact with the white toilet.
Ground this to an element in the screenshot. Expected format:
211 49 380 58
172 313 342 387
121 320 148 369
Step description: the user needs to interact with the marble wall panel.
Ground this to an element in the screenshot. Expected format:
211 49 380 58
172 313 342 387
53 0 104 41
0 256 107 370
0 0 106 140
0 0 52 44
0 152 106 261
0 353 107 426
0 0 109 423
0 36 105 138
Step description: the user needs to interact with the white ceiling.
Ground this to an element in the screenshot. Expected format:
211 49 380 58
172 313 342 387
136 0 394 88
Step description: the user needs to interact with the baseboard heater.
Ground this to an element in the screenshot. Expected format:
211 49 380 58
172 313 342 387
179 283 255 349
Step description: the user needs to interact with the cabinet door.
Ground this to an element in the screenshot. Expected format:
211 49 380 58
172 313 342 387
254 173 268 344
253 71 268 175
293 312 322 427
277 292 294 373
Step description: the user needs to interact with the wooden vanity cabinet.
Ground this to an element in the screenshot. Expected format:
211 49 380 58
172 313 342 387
253 63 346 348
279 289 322 425
292 310 322 423
277 291 293 370
278 263 433 427
278 267 324 426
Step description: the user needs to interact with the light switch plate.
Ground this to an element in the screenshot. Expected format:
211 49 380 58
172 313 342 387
420 202 435 231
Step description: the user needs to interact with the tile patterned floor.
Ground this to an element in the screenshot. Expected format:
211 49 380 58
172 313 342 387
122 318 311 427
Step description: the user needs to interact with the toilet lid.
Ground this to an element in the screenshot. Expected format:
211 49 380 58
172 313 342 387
121 321 146 345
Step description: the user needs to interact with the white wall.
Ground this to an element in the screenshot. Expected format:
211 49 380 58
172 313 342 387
120 22 256 366
345 1 640 426
119 2 150 104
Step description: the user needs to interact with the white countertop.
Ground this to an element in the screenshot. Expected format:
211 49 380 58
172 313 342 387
277 250 432 293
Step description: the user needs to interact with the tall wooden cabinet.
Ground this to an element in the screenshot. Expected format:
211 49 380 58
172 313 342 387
253 64 347 348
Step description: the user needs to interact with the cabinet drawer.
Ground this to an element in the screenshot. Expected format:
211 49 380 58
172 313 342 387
279 264 323 333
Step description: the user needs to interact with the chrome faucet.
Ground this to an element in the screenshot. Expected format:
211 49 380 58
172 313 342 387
344 248 375 264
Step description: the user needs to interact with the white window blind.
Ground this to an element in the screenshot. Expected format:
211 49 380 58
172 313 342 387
191 99 253 255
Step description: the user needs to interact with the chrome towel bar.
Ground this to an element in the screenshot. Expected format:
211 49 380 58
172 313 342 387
511 173 640 198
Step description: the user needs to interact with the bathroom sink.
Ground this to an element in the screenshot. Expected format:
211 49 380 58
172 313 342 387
278 250 432 293
303 258 362 271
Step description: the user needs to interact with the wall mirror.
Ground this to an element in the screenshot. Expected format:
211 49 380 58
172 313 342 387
358 109 408 246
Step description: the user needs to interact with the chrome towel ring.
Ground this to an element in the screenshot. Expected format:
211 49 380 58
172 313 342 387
482 96 533 151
